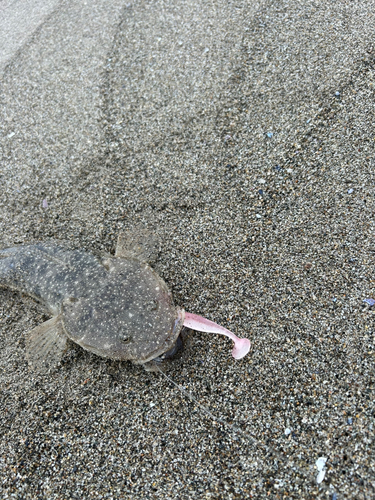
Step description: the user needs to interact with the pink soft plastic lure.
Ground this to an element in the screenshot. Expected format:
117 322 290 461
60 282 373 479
183 312 251 359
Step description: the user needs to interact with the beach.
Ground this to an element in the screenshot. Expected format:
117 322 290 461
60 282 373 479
0 0 374 498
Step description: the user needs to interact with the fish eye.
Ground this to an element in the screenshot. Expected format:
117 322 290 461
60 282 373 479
119 334 132 344
64 297 78 303
145 299 158 311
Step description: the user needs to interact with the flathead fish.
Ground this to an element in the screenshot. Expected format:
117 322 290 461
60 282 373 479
0 231 250 371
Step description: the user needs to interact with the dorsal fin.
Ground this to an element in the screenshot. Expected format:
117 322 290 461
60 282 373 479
115 229 160 264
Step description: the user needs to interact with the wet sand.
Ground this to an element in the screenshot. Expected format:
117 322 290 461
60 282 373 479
1 0 374 498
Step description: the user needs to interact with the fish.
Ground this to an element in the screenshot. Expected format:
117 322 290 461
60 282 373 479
0 231 250 371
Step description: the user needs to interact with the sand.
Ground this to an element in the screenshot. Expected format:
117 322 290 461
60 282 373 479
1 0 374 498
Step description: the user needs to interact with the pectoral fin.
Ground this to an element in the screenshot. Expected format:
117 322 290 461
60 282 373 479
26 315 68 371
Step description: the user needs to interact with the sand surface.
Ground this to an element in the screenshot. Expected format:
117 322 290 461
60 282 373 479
1 0 374 498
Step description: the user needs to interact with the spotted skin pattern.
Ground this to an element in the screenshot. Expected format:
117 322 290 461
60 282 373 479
0 238 184 370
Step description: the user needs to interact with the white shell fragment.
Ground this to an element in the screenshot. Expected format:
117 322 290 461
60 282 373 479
316 469 326 484
316 456 327 484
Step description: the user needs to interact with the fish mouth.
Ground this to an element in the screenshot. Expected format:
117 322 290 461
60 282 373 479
141 334 184 372
151 334 184 364
140 308 185 369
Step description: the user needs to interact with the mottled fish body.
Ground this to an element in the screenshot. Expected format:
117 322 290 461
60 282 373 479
0 244 108 314
0 233 184 371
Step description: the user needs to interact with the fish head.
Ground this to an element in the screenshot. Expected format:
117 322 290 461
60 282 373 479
61 258 185 364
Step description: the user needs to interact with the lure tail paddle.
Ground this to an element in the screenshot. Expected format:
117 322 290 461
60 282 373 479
183 312 250 359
